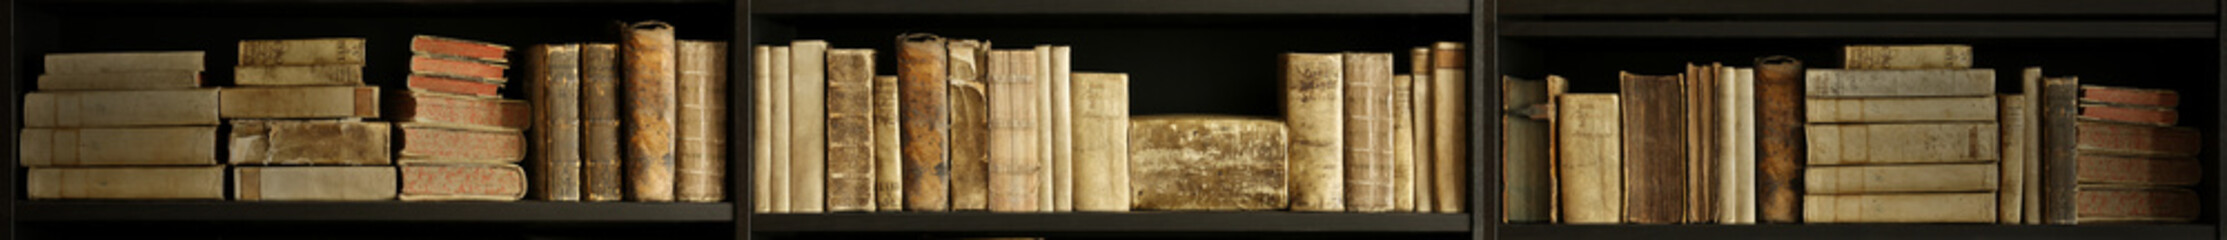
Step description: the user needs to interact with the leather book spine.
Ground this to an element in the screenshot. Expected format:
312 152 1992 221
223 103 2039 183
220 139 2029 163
528 44 584 201
581 43 626 202
2041 75 2080 224
1619 71 1686 224
622 21 679 202
899 34 952 211
826 49 877 211
1755 56 1804 223
1342 52 1394 212
946 39 989 211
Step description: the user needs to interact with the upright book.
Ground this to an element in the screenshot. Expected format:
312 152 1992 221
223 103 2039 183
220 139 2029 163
581 43 625 202
826 49 877 212
624 21 680 202
1620 72 1686 224
1283 53 1345 212
1072 72 1130 212
1429 42 1468 213
767 46 794 209
1501 75 1553 222
1050 46 1076 212
791 39 829 210
1343 52 1394 212
873 75 903 211
900 34 953 211
527 44 583 201
988 49 1043 212
946 38 989 211
1755 56 1803 223
753 45 775 212
2040 75 2079 224
1558 94 1621 224
677 40 729 203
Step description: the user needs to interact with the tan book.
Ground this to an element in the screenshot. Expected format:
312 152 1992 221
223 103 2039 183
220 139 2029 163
1806 163 1997 194
234 65 363 86
899 35 952 211
1283 52 1345 212
873 75 903 211
945 39 989 211
1410 47 1435 211
1393 74 1417 212
1805 97 1998 123
229 120 390 165
396 123 526 163
1501 75 1553 220
38 71 201 90
1429 42 1468 213
1844 45 1972 70
2076 186 2200 223
677 40 728 203
1034 45 1056 212
27 166 224 200
753 45 775 212
826 48 877 212
24 89 218 128
988 49 1042 212
528 44 584 201
399 162 526 201
45 51 204 73
768 46 793 210
387 90 532 131
239 38 366 65
235 166 398 201
1805 193 1994 223
1341 52 1394 212
582 43 627 202
1999 94 2030 223
791 40 828 211
624 21 680 203
21 127 217 166
1049 46 1075 212
220 86 380 119
1128 115 1288 211
1720 66 1755 223
1805 69 1995 98
1071 72 1129 212
1558 93 1621 224
1807 123 2000 165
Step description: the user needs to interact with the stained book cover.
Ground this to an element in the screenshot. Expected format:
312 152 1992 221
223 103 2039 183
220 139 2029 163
221 86 380 119
414 35 512 63
1283 53 1345 212
388 90 531 130
623 21 680 202
1620 72 1685 223
229 120 390 165
397 123 526 163
902 34 954 211
946 39 989 211
24 89 219 128
580 43 625 202
239 38 364 65
527 44 584 201
988 49 1042 212
27 166 224 200
1755 56 1804 223
826 48 877 211
400 162 527 201
677 40 729 203
1128 115 1287 211
236 166 398 201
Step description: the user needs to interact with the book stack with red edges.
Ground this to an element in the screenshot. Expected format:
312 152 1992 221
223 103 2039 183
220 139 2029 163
225 38 397 202
389 35 529 202
2063 84 2201 223
21 51 224 200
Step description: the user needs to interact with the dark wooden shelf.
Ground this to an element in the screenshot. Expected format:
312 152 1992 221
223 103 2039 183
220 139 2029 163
1500 224 2217 240
22 0 724 4
751 0 1467 15
1500 0 2214 16
752 212 1469 233
15 202 733 222
1500 21 2217 38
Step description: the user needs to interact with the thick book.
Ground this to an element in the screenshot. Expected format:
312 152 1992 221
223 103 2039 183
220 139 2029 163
677 40 729 203
228 120 389 165
826 49 878 212
1429 42 1469 213
873 75 903 211
411 55 509 83
1805 163 1997 194
527 44 584 201
625 21 680 203
400 162 526 201
38 71 201 90
791 40 829 210
413 35 512 63
1805 97 1997 123
945 38 988 211
2080 104 2177 126
235 64 362 86
2078 154 2200 186
1999 95 2031 223
1807 123 2000 165
1558 94 1621 224
1411 47 1435 211
1129 115 1289 211
1072 72 1130 212
1805 69 1994 98
1283 52 1346 212
239 38 364 65
1805 193 1994 223
21 127 216 166
2041 75 2080 224
1755 57 1802 223
754 45 775 212
1050 46 1076 212
388 90 531 130
235 166 398 201
2077 120 2202 157
397 123 526 163
407 75 502 97
898 35 953 211
1842 45 1971 70
2080 85 2178 108
1502 75 1551 221
1343 52 1394 212
1394 74 1419 212
27 166 224 200
989 49 1043 212
581 43 625 202
221 86 380 119
1623 71 1689 223
25 89 218 127
45 51 204 73
2076 186 2199 222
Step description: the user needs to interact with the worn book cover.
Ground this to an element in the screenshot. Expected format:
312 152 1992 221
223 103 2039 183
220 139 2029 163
1805 193 1994 223
1072 72 1130 212
2080 85 2178 108
581 43 625 202
222 86 379 119
1411 47 1436 211
413 35 512 63
1755 57 1802 223
235 64 363 86
2078 154 2200 186
388 90 531 130
989 49 1042 212
1558 94 1621 224
1999 94 2031 223
677 40 729 203
1050 46 1075 212
754 45 777 212
38 71 201 90
229 120 389 165
944 38 987 211
25 89 218 127
527 44 584 201
397 123 526 163
27 166 224 200
1502 75 1552 221
826 49 877 211
1807 123 2000 165
411 55 509 83
1842 44 1971 70
1806 97 1996 123
408 74 502 97
2077 120 2202 157
873 75 903 211
1342 52 1394 212
1283 53 1345 212
1806 163 1997 194
2080 104 2177 126
236 166 398 201
239 38 364 65
45 51 205 73
624 21 680 203
400 162 527 201
898 34 952 211
2076 186 2199 222
1429 42 1468 213
1620 72 1686 223
1805 69 1994 98
1128 115 1288 211
21 127 217 166
2041 75 2080 224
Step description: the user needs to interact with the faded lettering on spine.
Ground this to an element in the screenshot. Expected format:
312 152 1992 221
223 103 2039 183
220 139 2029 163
1284 53 1345 212
826 49 877 211
528 44 583 201
581 43 625 202
1071 72 1130 212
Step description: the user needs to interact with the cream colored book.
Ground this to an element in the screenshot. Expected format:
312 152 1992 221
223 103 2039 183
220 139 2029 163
229 120 390 165
752 45 775 213
1808 123 2001 165
1429 42 1467 213
2020 68 2044 224
20 127 217 166
1410 47 1435 211
1998 94 2030 223
873 75 903 211
790 40 828 212
1844 44 1972 70
235 166 398 201
1558 93 1620 224
220 86 380 119
1392 74 1417 212
1806 69 1994 98
38 71 201 90
235 64 363 86
1806 97 1997 123
989 49 1043 213
1071 72 1129 212
1343 52 1394 212
24 89 218 127
1284 52 1345 212
28 166 224 200
1805 193 1994 223
1050 45 1075 212
45 51 204 73
1806 163 1997 194
1034 45 1056 212
239 38 366 65
769 46 794 212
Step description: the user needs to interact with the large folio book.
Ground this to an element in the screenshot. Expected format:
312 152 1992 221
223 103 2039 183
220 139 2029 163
1501 75 1554 222
221 86 380 119
413 35 512 63
527 44 583 201
1807 123 2000 165
1806 97 1996 123
1999 95 2032 223
2077 186 2199 222
388 90 531 130
407 74 501 98
397 123 525 163
946 38 989 211
28 166 224 200
677 40 729 203
1558 94 1621 224
1283 53 1345 212
1805 69 1994 97
826 48 877 212
1429 42 1468 213
2081 85 2179 108
2079 154 2200 186
1620 72 1685 223
2041 75 2080 224
988 49 1042 212
236 166 398 201
1072 72 1130 212
39 71 201 90
873 75 903 211
1050 46 1075 212
46 51 204 73
581 43 625 202
411 55 509 83
1805 163 1997 194
1842 45 1971 69
2078 121 2203 157
229 120 389 165
1804 193 1993 223
791 39 829 210
753 45 775 212
1755 57 1802 223
25 89 218 127
400 162 527 201
21 127 217 166
624 21 680 202
1343 52 1394 212
1128 115 1288 211
239 38 364 65
900 34 953 211
236 65 362 86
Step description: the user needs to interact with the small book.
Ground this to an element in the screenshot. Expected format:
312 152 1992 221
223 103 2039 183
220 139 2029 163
45 51 204 73
1070 72 1130 212
2079 104 2177 126
38 71 201 90
400 162 526 201
1805 163 1997 194
396 123 526 163
236 166 398 201
20 127 217 166
408 74 503 97
219 86 380 119
412 54 509 83
1283 52 1345 212
1806 97 1997 123
1806 123 2000 165
1128 115 1288 211
27 166 224 200
872 75 903 211
25 89 219 127
1842 44 1972 70
387 90 532 130
623 21 680 203
2077 154 2200 186
2076 186 2199 222
1620 71 1686 224
413 35 512 63
1805 193 1994 223
234 64 363 86
239 38 365 65
229 120 390 165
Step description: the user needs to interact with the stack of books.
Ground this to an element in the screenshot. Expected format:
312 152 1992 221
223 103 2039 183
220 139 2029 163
388 35 530 201
226 38 395 201
1802 45 2002 223
23 51 223 200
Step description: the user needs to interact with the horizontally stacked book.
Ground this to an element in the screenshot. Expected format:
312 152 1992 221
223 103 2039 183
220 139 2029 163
2043 73 2204 223
1803 45 2002 223
23 51 223 200
228 38 394 201
389 35 532 201
524 21 731 202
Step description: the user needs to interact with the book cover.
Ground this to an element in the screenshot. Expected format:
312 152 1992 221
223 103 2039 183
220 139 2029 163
400 162 527 201
235 64 363 86
397 123 526 163
826 48 877 211
527 44 583 201
1343 52 1394 212
37 71 201 90
239 38 364 65
45 51 204 73
228 120 389 165
387 90 531 130
413 35 512 63
221 86 380 119
1805 69 1994 98
1128 115 1288 211
25 89 218 127
235 166 398 201
901 34 953 211
1284 52 1345 212
677 40 729 203
791 39 828 210
1620 71 1686 223
989 49 1042 212
21 127 217 166
581 43 626 202
1756 57 1803 223
946 38 989 211
1558 94 1621 224
1071 72 1130 212
27 166 224 200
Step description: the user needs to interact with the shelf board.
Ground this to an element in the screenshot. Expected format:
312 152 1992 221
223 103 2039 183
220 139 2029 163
752 0 1467 15
16 201 733 222
1501 224 2216 240
1501 21 2217 38
752 212 1468 233
23 0 724 4
1500 0 2215 15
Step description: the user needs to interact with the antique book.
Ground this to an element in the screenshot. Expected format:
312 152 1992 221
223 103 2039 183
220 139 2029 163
239 38 364 65
27 166 223 200
1283 52 1345 212
1559 94 1621 224
1754 57 1802 223
1394 74 1418 213
873 75 903 211
2077 121 2203 157
400 162 527 201
387 90 531 130
2019 68 2045 224
1805 97 1996 123
1804 69 1994 97
397 123 526 163
221 86 379 119
826 48 877 212
767 46 794 209
2080 85 2178 108
1128 115 1288 211
1730 67 1759 223
677 40 728 203
1842 44 1972 70
235 166 398 201
753 45 776 212
1035 45 1055 212
45 51 204 73
791 39 828 210
2078 154 2200 186
1999 95 2031 223
24 89 218 127
228 120 389 165
413 35 511 63
1682 63 1715 223
1502 75 1550 221
2076 186 2199 222
1620 72 1685 223
411 55 509 83
38 71 201 90
1072 72 1130 212
235 65 362 86
989 49 1043 212
407 75 502 97
1805 163 1997 194
1807 123 2000 165
2041 75 2079 224
20 127 216 166
1804 193 1994 223
2080 104 2177 126
900 34 953 211
1411 47 1435 211
1544 75 1569 219
1342 52 1394 212
581 43 625 202
1429 42 1468 213
527 44 584 201
946 39 989 211
1050 46 1076 212
625 21 680 203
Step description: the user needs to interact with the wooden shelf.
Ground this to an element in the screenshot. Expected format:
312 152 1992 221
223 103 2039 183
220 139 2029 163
1500 224 2217 240
15 202 733 222
751 212 1469 233
1499 0 2215 15
1500 21 2217 38
751 0 1467 15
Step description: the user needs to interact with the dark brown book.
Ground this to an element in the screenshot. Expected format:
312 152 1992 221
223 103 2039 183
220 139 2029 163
827 48 877 211
1684 62 1721 223
1755 56 1804 223
621 21 678 202
946 38 991 211
527 44 583 201
579 43 624 202
676 40 728 203
899 34 953 211
2041 74 2080 224
1620 71 1686 224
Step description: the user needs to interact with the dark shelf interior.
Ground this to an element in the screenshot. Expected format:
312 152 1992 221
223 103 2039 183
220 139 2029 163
1501 224 2216 240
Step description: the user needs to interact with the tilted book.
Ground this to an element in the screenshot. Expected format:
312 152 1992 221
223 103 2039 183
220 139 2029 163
236 166 398 201
1129 115 1288 211
229 120 389 165
25 89 218 127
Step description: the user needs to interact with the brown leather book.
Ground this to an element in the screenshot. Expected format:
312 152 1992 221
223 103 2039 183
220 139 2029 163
397 123 526 163
2078 154 2200 186
1755 56 1804 223
946 39 990 211
38 71 201 90
677 40 728 203
623 21 679 202
387 90 530 130
400 162 526 201
1619 71 1686 224
2080 104 2177 126
900 34 952 211
221 86 380 119
20 127 217 167
24 89 218 127
2077 121 2202 157
1342 52 1393 212
2041 75 2079 224
411 55 509 83
580 43 625 202
873 75 903 211
791 39 829 211
1284 53 1345 212
228 120 389 165
1129 115 1288 211
27 166 224 200
235 65 362 86
1428 42 1467 213
1071 72 1129 212
236 166 398 201
239 38 364 65
2076 186 2199 222
413 35 512 63
527 44 583 201
988 49 1043 212
2080 85 2179 108
45 51 204 73
826 48 877 211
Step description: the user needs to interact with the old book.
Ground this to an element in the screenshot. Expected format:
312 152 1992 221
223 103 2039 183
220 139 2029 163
1805 193 1993 223
1429 42 1468 213
625 21 680 203
397 123 526 163
2076 186 2199 222
1072 72 1129 212
1805 97 1996 123
1284 52 1345 212
678 40 728 203
413 35 511 63
2020 68 2044 224
1731 67 1759 223
946 39 989 211
388 90 531 130
21 127 216 166
989 49 1043 212
753 45 776 212
2077 121 2202 157
1805 69 1994 97
767 46 794 209
412 55 509 83
407 75 501 97
1807 123 1999 165
45 51 204 73
1545 75 1569 220
1842 44 1972 70
873 75 903 211
221 86 379 119
1035 45 1055 212
1755 57 1801 223
582 43 626 202
791 39 828 210
2080 85 2178 108
1411 47 1435 211
2078 154 2200 186
25 89 218 127
1394 74 1418 213
400 162 526 201
1502 75 1550 221
2041 75 2079 224
1682 63 1711 223
228 120 389 165
528 44 583 201
239 38 365 65
39 71 200 90
899 34 952 211
826 48 877 212
27 166 223 200
1050 46 1075 212
1342 52 1394 212
234 64 362 86
1128 115 1288 211
1559 94 1621 224
235 166 398 201
1999 95 2031 223
2080 104 2177 126
1805 163 1997 194
1620 72 1685 223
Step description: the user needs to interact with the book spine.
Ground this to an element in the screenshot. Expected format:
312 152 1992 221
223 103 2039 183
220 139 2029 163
754 45 776 212
2020 68 2045 224
621 21 679 202
397 125 526 162
1806 97 1997 123
21 127 217 166
239 38 365 65
389 91 531 130
1429 42 1468 213
2075 121 2203 157
1501 76 1548 221
222 86 379 119
790 39 828 210
988 49 1042 212
1999 95 2030 223
2078 154 2201 186
411 55 509 82
234 64 363 86
2080 104 2178 126
1284 53 1345 212
1806 123 2000 165
1735 67 1759 223
2079 85 2179 108
45 51 204 73
1035 46 1055 212
37 71 202 90
1071 72 1129 212
1394 75 1418 213
226 120 389 165
946 39 989 211
1620 72 1685 223
1842 45 1972 70
1691 64 1718 223
1128 116 1290 211
1683 64 1705 224
826 49 877 211
406 75 502 97
1804 69 1994 97
235 166 398 201
1546 75 1570 221
581 43 626 202
2041 76 2080 224
27 166 224 200
1341 53 1393 212
1804 193 1994 223
767 46 794 209
24 89 219 128
400 162 527 201
1755 56 1803 223
900 34 952 211
678 40 729 203
1805 163 1997 194
873 75 903 211
1411 47 1435 212
2075 187 2200 222
1558 94 1622 224
528 44 584 201
1050 46 1075 212
412 35 512 63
